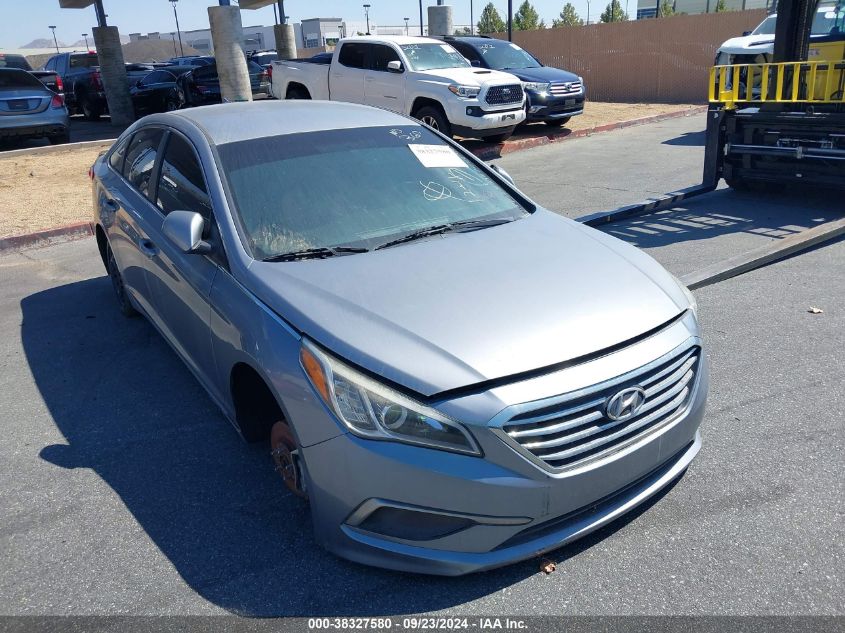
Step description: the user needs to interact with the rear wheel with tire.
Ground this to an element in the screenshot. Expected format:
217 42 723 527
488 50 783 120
81 96 102 121
106 245 137 318
415 105 452 138
545 117 570 127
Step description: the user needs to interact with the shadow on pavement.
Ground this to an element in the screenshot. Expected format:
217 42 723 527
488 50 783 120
661 131 705 146
21 274 678 616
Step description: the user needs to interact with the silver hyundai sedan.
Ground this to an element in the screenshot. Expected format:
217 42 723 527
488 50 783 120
91 100 707 575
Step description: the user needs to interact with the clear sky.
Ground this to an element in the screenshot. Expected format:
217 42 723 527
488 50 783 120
4 0 627 49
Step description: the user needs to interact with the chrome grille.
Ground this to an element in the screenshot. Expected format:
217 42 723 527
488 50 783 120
485 84 524 105
502 346 699 471
549 81 582 96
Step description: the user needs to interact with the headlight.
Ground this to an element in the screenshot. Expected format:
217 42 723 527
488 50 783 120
522 81 550 93
448 84 480 98
300 340 481 456
670 273 698 319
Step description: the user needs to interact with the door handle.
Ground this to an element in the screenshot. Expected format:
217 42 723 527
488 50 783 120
138 239 158 259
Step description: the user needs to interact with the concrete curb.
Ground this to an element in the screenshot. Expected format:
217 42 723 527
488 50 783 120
0 106 708 253
468 105 709 161
0 222 95 253
0 138 115 159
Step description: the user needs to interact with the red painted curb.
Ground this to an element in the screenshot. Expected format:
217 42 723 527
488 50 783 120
0 222 94 253
468 105 708 161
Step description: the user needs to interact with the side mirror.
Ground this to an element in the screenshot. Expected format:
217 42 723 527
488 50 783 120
470 60 481 67
387 60 404 73
490 163 515 185
162 210 211 254
742 30 752 36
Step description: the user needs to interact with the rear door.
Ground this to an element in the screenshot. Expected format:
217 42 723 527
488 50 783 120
101 127 166 318
331 42 367 102
364 43 405 112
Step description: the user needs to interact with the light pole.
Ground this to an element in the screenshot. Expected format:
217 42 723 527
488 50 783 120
419 0 424 35
171 32 178 57
404 17 410 35
507 0 512 41
48 26 59 54
82 33 89 50
586 0 591 24
170 0 184 57
363 4 371 35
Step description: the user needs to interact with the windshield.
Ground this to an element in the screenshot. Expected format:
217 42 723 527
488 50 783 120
474 41 541 70
218 126 528 259
752 5 845 37
400 43 469 71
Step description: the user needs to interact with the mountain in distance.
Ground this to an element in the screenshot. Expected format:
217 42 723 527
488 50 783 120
20 37 69 48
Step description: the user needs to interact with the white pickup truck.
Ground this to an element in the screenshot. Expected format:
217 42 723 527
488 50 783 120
271 36 526 142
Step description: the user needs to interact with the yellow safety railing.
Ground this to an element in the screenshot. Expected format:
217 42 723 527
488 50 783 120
709 60 845 108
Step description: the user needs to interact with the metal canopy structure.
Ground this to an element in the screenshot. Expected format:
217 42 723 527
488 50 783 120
58 0 94 6
238 0 279 8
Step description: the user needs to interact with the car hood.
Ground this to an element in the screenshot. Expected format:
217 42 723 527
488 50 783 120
504 65 580 84
413 66 521 87
245 210 688 397
718 34 774 55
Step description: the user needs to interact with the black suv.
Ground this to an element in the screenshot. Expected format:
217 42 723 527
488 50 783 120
440 36 585 127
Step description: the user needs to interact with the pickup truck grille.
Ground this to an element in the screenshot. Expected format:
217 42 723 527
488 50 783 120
485 84 524 106
502 345 700 471
549 81 582 96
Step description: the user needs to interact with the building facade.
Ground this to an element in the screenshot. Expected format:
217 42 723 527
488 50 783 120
636 0 772 19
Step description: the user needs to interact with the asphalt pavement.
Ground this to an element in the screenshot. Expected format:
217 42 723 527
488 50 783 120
0 114 842 616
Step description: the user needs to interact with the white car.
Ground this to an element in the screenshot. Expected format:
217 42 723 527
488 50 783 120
271 36 526 142
716 2 843 65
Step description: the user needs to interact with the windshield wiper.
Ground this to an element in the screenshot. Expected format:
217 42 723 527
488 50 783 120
374 218 514 250
262 246 369 262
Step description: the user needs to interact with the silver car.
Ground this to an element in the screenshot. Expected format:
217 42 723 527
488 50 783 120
92 101 708 575
0 68 69 145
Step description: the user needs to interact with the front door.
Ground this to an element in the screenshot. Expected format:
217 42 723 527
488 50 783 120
332 42 367 103
364 44 405 113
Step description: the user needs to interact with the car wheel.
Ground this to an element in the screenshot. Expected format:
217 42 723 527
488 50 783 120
286 86 311 99
49 131 70 145
106 245 137 318
270 420 308 499
545 117 570 127
81 97 102 121
165 96 179 111
416 105 452 138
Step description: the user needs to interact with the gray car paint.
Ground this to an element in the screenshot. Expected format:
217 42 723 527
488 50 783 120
92 100 706 575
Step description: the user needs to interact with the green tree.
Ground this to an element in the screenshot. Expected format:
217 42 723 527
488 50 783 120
600 0 629 22
658 0 676 17
477 2 507 34
553 3 585 27
454 26 472 35
714 0 729 11
514 1 546 30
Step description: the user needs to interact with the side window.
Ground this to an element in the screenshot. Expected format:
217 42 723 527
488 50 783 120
455 43 481 64
123 128 165 198
370 44 401 72
108 135 131 173
156 134 212 219
44 57 56 72
338 43 366 69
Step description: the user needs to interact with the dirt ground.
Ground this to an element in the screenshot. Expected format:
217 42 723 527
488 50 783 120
0 103 701 239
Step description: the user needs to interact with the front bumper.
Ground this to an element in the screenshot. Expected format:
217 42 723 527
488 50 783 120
526 91 586 122
299 316 708 575
443 97 526 137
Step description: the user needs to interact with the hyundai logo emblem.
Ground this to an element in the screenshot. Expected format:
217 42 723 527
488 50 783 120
605 387 646 421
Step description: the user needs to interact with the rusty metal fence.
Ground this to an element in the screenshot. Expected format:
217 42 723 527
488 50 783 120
495 10 767 103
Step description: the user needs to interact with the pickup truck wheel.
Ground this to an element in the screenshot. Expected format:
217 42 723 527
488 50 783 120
286 86 311 99
416 106 452 138
106 245 138 318
81 97 102 121
165 96 179 111
545 117 569 127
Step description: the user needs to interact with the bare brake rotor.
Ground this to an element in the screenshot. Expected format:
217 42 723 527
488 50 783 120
270 421 307 499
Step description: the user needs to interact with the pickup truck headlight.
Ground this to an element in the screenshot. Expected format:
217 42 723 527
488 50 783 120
300 340 481 456
448 84 480 98
522 81 550 93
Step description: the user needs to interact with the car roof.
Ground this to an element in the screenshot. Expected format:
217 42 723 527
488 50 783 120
440 36 509 47
147 100 415 145
341 35 447 46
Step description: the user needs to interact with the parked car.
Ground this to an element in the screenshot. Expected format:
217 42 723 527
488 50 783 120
0 68 69 145
441 36 585 127
248 50 280 66
0 53 63 94
271 35 526 142
175 60 270 108
91 100 707 575
715 2 844 65
42 51 152 120
130 66 193 116
166 56 215 67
